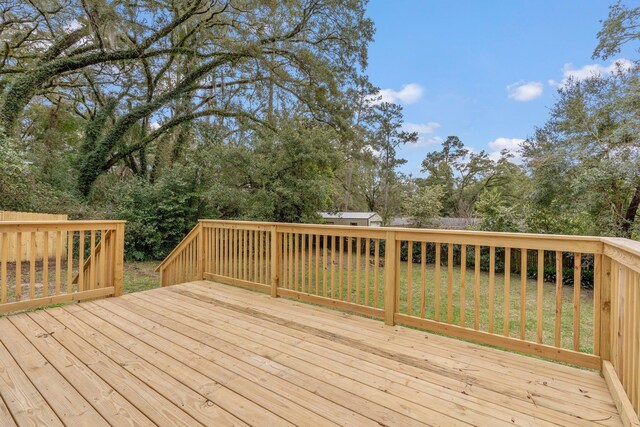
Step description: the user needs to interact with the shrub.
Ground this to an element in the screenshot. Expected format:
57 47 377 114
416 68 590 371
526 266 594 289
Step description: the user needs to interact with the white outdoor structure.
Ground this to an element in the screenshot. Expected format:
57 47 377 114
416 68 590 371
318 212 383 227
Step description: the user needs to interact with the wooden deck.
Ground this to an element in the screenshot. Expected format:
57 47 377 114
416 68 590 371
0 280 624 426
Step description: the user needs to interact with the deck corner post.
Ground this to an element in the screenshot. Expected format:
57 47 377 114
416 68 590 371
270 225 280 298
384 230 397 326
113 222 125 297
600 253 612 363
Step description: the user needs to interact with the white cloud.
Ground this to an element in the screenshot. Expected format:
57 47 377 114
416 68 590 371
64 19 82 32
403 121 440 135
487 137 525 162
555 58 634 87
412 136 443 149
506 81 543 101
373 83 424 105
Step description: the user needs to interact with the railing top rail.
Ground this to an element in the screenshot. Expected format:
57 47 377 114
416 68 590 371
155 223 202 272
0 220 126 232
199 218 606 242
0 220 126 224
602 237 640 274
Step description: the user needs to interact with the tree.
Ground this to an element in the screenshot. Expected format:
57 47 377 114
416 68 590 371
370 102 417 224
522 66 640 237
0 1 374 196
403 185 444 228
474 188 520 232
420 136 522 217
593 1 640 60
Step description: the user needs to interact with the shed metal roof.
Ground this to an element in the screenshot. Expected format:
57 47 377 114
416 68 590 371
319 212 379 220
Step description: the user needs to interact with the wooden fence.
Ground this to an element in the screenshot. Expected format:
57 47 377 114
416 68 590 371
0 211 68 261
157 220 640 423
0 221 125 315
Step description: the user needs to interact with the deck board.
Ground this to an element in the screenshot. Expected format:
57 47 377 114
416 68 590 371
0 280 625 426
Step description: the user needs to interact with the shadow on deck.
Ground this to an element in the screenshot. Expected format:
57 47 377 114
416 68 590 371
0 280 624 426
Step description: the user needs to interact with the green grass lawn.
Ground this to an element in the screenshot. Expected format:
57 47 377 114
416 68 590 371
123 261 160 294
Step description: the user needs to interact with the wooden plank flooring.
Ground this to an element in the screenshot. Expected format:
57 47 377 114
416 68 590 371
0 280 624 426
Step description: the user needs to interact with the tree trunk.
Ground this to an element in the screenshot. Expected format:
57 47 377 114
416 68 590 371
621 182 640 237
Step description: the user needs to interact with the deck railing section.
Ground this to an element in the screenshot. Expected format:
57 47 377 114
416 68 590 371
0 221 125 314
601 238 640 423
157 219 640 422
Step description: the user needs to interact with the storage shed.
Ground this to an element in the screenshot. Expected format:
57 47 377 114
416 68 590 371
319 212 383 227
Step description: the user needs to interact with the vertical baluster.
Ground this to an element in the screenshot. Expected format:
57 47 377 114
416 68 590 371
573 253 582 351
229 228 234 278
555 251 563 347
248 229 253 282
30 232 36 299
488 246 495 333
227 228 231 277
242 229 246 281
259 231 264 284
474 245 480 330
0 233 6 304
537 249 544 344
288 233 293 290
294 233 299 292
364 238 370 306
447 243 453 323
503 247 511 336
331 235 337 298
315 234 320 295
265 231 271 284
338 236 344 300
420 242 426 318
374 239 379 307
221 228 226 276
322 235 328 296
435 243 441 321
612 261 619 375
218 229 223 276
67 231 73 293
632 273 639 411
355 237 361 304
43 231 49 297
308 234 313 293
15 232 22 301
395 239 401 312
460 245 466 327
78 231 84 292
520 249 527 340
407 241 413 316
302 234 307 293
89 231 96 290
594 253 602 356
55 231 62 294
347 237 352 302
236 229 241 279
233 228 237 278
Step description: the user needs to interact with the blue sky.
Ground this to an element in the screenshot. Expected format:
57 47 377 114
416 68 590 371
365 1 636 176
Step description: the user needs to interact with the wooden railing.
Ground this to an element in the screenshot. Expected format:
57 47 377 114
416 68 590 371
601 238 640 426
0 221 125 314
157 219 640 423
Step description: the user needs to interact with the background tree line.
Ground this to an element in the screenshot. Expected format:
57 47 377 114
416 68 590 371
0 0 639 260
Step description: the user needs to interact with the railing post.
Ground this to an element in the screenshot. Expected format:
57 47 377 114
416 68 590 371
270 225 280 298
198 223 205 280
600 253 612 362
113 222 125 297
384 230 397 326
